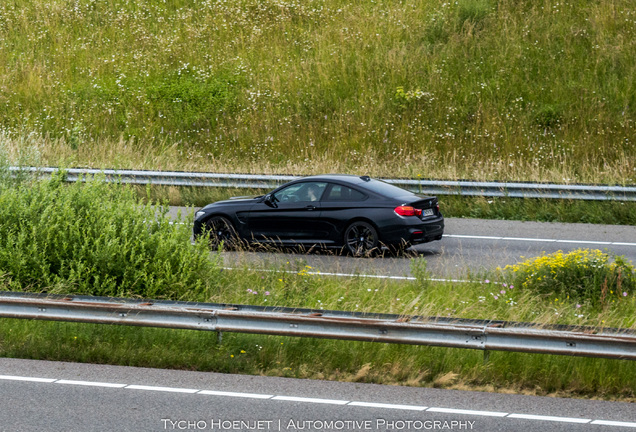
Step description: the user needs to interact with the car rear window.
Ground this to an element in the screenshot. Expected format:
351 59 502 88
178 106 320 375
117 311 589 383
360 179 413 198
324 184 367 201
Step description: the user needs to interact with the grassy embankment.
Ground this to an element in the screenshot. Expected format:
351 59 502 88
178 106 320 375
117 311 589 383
0 0 635 398
0 172 634 400
0 0 634 184
2 251 636 400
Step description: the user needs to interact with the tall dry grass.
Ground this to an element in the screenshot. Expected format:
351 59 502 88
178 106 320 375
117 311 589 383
0 0 633 183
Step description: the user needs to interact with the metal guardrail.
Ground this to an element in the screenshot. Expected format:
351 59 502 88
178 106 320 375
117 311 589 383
10 166 636 201
1 292 635 360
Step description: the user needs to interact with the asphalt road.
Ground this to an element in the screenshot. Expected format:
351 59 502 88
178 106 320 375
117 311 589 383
1 358 635 432
172 207 636 279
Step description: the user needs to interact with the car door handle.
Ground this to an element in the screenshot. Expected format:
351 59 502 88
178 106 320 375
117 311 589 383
305 205 317 211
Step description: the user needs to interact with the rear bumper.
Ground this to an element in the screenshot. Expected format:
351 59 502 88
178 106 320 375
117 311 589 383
381 215 444 246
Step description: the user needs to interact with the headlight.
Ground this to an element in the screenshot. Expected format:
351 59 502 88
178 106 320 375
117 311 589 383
195 211 206 218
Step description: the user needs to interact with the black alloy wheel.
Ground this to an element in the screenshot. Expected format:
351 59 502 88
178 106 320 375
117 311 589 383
205 216 239 249
344 221 379 257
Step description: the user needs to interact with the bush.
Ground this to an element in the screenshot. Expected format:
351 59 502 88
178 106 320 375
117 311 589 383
456 0 493 30
533 105 563 129
502 249 635 305
0 173 220 299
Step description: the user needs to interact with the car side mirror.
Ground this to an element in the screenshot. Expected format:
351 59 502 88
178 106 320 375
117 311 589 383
264 194 278 208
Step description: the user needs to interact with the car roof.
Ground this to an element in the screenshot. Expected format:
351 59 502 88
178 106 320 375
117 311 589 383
294 174 416 198
296 174 370 184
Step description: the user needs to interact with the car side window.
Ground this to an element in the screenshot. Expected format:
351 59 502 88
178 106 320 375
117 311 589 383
273 182 327 203
323 184 367 202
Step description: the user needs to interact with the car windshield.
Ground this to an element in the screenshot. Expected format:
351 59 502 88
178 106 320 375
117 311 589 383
361 179 414 198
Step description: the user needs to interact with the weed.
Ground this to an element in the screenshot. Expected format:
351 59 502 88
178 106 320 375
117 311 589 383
0 173 220 299
500 249 636 306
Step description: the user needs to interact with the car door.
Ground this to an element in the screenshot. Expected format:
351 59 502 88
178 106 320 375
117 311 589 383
246 181 328 242
319 183 369 241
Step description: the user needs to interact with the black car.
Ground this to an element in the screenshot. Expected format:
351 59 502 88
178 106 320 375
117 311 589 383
193 175 444 256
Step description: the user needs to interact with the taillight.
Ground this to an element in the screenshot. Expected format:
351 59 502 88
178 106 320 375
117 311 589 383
394 206 422 217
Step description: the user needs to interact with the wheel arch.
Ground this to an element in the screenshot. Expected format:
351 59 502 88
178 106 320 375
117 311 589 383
200 212 236 226
195 212 240 239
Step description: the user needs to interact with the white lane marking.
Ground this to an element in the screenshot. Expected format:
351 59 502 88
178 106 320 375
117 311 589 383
0 375 56 383
304 271 416 281
125 384 199 394
556 240 611 245
591 420 636 428
223 267 478 284
501 237 553 242
448 235 503 240
426 407 508 417
224 267 417 281
198 390 273 399
445 234 505 240
507 413 591 424
444 234 636 247
3 374 636 428
56 379 127 388
348 401 426 411
272 396 349 405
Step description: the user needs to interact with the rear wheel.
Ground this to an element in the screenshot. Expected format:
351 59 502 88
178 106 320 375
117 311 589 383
205 216 239 249
344 221 379 257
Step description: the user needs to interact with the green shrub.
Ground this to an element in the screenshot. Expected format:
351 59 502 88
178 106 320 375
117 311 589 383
456 0 493 30
501 249 635 305
533 105 563 129
0 173 220 299
146 73 240 131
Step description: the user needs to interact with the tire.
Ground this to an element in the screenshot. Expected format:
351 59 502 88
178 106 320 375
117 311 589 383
205 216 240 250
344 221 379 257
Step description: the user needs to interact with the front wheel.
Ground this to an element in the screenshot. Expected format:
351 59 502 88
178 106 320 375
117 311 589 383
205 216 240 250
344 221 379 257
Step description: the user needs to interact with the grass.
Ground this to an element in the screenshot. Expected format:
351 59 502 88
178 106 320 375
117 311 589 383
0 19 633 396
2 320 635 400
0 0 634 184
0 168 633 398
0 171 221 298
441 195 636 225
1 260 635 400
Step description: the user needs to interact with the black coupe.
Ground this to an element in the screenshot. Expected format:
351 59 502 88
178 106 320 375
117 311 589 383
193 175 444 255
